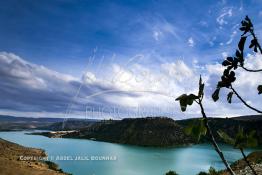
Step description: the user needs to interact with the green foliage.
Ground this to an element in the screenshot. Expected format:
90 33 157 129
196 167 221 175
197 172 208 175
45 161 59 171
176 76 204 112
184 119 207 141
217 130 234 145
217 128 258 149
165 170 179 175
208 167 220 175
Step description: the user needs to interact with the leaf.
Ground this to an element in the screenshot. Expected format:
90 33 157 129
222 60 231 66
188 94 199 100
186 119 207 142
198 76 205 98
227 91 234 103
227 57 234 62
176 93 198 112
249 39 256 48
257 85 262 95
217 130 235 145
229 71 236 82
223 68 229 76
176 94 187 112
175 94 187 101
212 88 220 102
187 94 198 105
179 98 187 112
239 26 246 31
238 36 247 52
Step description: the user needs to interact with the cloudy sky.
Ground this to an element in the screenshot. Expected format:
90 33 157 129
0 0 262 119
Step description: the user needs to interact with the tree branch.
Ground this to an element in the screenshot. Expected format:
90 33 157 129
230 86 262 114
240 148 258 175
240 65 262 72
199 101 235 175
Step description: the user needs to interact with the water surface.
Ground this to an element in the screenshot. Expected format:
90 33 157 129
0 131 259 175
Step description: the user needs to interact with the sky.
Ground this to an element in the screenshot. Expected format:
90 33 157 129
0 0 262 119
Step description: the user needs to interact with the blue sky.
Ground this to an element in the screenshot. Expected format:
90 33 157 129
0 0 262 118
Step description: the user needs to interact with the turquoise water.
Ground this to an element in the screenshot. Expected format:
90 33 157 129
0 131 259 175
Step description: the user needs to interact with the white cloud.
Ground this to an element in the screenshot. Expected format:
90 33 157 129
153 31 162 41
222 52 228 58
1 51 262 119
188 37 195 47
226 30 237 45
82 72 96 84
216 8 233 26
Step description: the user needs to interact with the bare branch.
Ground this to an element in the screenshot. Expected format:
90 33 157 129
198 100 236 175
240 65 262 72
230 86 262 114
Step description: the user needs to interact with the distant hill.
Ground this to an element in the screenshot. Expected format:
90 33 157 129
231 115 262 121
2 115 262 147
60 117 195 147
0 115 98 131
0 115 64 123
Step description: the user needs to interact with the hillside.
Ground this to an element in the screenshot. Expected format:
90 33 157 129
177 116 262 145
3 115 262 147
44 117 195 147
32 115 262 147
0 138 70 175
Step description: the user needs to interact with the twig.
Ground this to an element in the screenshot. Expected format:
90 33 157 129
240 66 262 72
230 86 262 114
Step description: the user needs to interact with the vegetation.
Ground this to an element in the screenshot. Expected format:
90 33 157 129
176 15 262 175
211 15 262 175
176 77 235 175
218 128 258 175
45 161 59 171
196 167 221 175
165 170 179 175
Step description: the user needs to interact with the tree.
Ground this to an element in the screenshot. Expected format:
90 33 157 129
218 127 258 175
176 76 235 175
211 15 262 175
212 16 262 113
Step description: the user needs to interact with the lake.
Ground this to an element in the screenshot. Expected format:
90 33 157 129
0 131 259 175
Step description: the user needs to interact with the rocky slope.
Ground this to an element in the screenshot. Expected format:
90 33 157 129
221 151 262 175
0 138 70 175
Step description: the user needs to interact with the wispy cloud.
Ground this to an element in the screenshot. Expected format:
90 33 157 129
216 7 233 26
